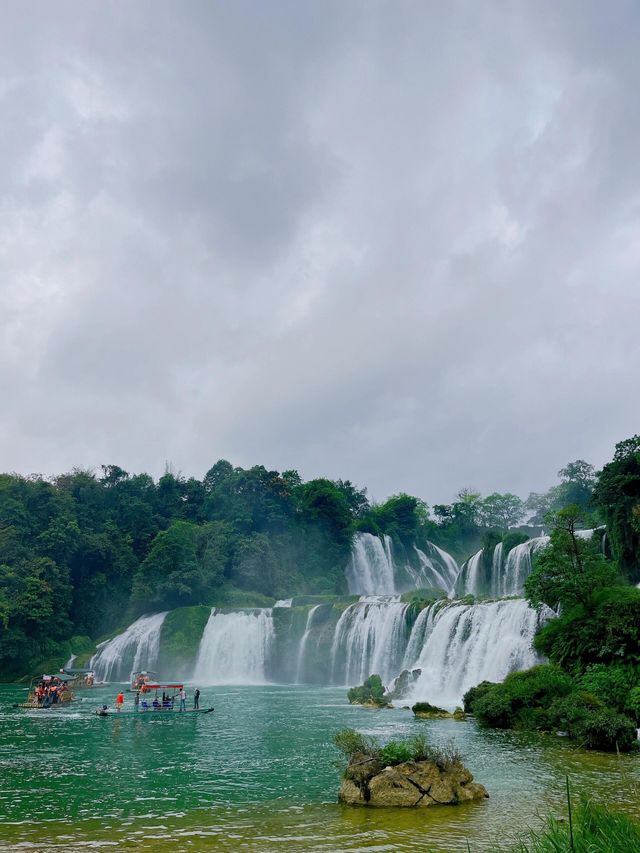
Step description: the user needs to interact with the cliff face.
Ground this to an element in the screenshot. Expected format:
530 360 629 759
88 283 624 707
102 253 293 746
338 754 488 808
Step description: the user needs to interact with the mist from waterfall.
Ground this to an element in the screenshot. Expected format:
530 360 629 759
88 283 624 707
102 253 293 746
193 609 274 685
89 612 168 682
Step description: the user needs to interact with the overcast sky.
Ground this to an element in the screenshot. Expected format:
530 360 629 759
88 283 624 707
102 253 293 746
1 1 639 504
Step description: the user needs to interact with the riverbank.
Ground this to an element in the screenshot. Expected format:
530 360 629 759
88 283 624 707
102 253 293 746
1 683 639 851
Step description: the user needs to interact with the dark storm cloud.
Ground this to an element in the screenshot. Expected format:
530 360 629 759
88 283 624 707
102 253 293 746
1 1 639 503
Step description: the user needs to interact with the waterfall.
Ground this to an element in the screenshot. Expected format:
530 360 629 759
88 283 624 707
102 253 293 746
330 596 411 685
463 550 483 596
501 537 549 596
408 544 459 595
429 543 460 593
192 609 274 685
274 599 292 608
490 542 504 597
295 605 321 683
64 654 77 671
405 599 545 708
346 532 460 596
89 612 168 683
346 533 396 595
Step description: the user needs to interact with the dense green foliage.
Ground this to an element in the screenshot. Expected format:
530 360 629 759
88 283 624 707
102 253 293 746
0 463 364 676
465 484 640 750
333 728 462 771
507 799 640 853
464 666 637 751
347 674 388 706
594 434 640 583
525 506 618 611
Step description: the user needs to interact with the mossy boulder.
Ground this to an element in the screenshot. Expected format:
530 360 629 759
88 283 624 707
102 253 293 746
412 701 451 719
348 675 390 708
339 758 488 807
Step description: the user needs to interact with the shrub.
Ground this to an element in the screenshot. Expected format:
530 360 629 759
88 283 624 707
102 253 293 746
548 692 637 752
334 729 463 771
463 680 496 713
379 740 414 765
347 674 387 705
333 729 379 762
470 665 573 729
626 686 640 724
411 701 449 716
577 663 638 711
534 587 640 672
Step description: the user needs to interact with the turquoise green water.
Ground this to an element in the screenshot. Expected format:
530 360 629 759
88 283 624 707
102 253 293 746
1 684 638 851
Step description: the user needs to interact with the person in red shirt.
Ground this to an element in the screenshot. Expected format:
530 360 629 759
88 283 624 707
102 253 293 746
116 691 124 711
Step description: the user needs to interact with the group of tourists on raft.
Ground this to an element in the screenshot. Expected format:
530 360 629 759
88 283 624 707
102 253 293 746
34 675 70 707
108 686 201 712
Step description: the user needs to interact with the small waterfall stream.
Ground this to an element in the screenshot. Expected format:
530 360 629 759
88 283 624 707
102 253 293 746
89 612 168 682
295 605 321 683
192 609 275 685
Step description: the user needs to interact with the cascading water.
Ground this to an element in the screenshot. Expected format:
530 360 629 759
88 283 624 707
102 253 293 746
405 599 546 708
346 533 396 595
89 612 168 682
330 596 411 685
346 532 460 596
461 549 483 597
500 537 549 596
490 542 504 597
295 605 321 683
192 609 274 685
407 544 459 595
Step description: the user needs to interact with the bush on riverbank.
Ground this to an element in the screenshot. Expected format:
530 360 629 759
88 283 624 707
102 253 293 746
508 798 640 852
463 664 637 751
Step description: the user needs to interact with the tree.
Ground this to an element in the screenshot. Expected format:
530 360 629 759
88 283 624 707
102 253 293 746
594 435 640 583
479 493 525 530
525 506 617 611
132 521 202 608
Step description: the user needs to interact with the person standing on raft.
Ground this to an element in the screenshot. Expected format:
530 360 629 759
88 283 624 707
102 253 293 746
116 691 124 712
193 688 200 710
179 687 187 711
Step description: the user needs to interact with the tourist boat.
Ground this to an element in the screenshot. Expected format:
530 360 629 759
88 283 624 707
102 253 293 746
14 673 76 709
129 670 157 691
62 667 102 688
95 682 213 717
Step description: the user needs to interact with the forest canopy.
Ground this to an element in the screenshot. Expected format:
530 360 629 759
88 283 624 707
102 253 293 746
1 438 639 678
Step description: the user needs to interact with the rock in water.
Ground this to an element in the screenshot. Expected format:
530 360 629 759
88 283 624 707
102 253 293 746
338 758 488 807
411 701 451 719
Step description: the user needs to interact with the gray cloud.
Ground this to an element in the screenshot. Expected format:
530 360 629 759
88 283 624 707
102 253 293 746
1 1 639 504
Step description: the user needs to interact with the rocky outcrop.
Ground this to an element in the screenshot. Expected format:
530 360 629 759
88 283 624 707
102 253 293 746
338 756 488 808
385 668 422 700
411 701 451 719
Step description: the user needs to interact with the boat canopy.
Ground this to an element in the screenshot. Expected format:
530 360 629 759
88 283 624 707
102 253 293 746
141 683 184 690
39 673 76 683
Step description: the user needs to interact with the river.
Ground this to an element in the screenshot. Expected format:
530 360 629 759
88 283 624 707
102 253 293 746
1 684 638 851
